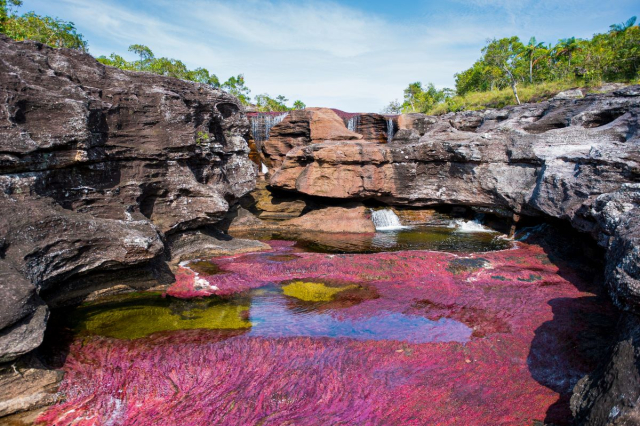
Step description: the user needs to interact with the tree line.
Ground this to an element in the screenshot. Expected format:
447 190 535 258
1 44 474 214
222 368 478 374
0 1 305 112
384 16 639 114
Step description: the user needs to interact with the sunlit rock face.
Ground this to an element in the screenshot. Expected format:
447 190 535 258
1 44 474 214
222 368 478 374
0 35 256 362
38 237 618 425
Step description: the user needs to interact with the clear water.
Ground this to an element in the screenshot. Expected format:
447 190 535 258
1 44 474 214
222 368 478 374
62 284 471 343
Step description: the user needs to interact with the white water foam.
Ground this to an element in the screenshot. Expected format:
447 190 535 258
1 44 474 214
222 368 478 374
450 218 494 233
371 209 406 231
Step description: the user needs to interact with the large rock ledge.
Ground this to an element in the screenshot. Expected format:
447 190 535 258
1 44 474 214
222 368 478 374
0 34 258 369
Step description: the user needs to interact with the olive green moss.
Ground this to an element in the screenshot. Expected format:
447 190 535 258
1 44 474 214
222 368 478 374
69 293 251 340
282 281 356 302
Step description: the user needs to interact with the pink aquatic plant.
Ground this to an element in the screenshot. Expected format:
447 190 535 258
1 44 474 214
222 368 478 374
39 240 616 425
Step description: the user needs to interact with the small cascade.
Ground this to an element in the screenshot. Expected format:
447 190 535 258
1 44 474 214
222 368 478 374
371 209 404 231
449 216 493 233
386 118 395 143
261 163 269 174
251 113 289 142
347 115 360 133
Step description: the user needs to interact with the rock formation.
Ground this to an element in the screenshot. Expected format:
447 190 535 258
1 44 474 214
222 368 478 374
265 87 640 424
261 108 362 169
0 34 257 368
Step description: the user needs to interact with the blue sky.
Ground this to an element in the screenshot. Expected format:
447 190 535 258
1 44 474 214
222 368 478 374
21 0 638 112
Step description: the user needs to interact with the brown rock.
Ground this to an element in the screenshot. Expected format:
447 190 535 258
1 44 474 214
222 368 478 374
0 357 63 418
283 205 375 233
346 113 390 143
262 108 361 169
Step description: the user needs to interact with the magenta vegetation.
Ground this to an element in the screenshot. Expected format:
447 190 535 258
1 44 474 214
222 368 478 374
39 240 615 425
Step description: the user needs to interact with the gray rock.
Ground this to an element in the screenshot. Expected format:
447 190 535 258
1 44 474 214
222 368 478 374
553 88 585 99
571 312 640 425
0 35 256 359
0 304 48 363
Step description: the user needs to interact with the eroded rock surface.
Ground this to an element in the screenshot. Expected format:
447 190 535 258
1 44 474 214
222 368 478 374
0 35 256 364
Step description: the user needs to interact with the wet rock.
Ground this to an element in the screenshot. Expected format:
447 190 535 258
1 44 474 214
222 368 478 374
350 113 390 143
268 88 640 313
0 35 256 359
167 227 270 264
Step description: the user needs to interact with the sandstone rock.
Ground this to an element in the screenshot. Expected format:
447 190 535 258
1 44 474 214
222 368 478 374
396 113 438 136
348 113 390 143
167 226 270 264
0 357 63 418
268 88 640 313
0 305 48 363
282 205 375 233
0 35 256 359
251 180 307 220
262 108 361 169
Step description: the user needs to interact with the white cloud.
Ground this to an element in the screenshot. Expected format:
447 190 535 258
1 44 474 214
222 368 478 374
20 0 638 111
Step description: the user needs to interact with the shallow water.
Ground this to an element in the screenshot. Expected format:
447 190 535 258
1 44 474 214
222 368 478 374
65 283 471 343
232 225 511 254
39 232 617 426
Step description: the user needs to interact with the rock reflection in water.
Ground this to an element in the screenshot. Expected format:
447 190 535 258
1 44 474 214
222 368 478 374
231 225 510 254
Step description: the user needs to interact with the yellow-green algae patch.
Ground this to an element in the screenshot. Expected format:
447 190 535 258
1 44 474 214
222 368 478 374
69 292 251 340
282 281 357 302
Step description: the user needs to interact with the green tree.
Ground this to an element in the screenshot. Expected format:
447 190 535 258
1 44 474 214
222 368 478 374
2 2 88 52
292 100 306 110
519 37 547 84
0 0 21 33
382 99 402 114
609 16 637 35
482 37 525 104
222 74 251 105
128 44 154 70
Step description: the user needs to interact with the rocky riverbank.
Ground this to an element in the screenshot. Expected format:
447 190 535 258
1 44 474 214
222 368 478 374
1 32 639 424
0 35 262 417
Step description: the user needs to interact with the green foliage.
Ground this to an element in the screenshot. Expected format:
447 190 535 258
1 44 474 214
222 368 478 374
381 99 402 114
98 45 221 88
390 16 640 115
195 131 210 146
292 100 306 110
221 74 251 105
1 0 87 51
255 93 288 112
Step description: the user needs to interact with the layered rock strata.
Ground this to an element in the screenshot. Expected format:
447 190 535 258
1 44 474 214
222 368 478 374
0 35 256 369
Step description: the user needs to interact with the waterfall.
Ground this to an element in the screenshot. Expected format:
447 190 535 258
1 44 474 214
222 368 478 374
449 216 493 233
386 118 395 143
261 163 269 174
371 209 404 231
347 115 360 132
251 113 289 142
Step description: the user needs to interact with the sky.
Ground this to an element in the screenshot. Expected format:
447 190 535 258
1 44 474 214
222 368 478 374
21 0 639 112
